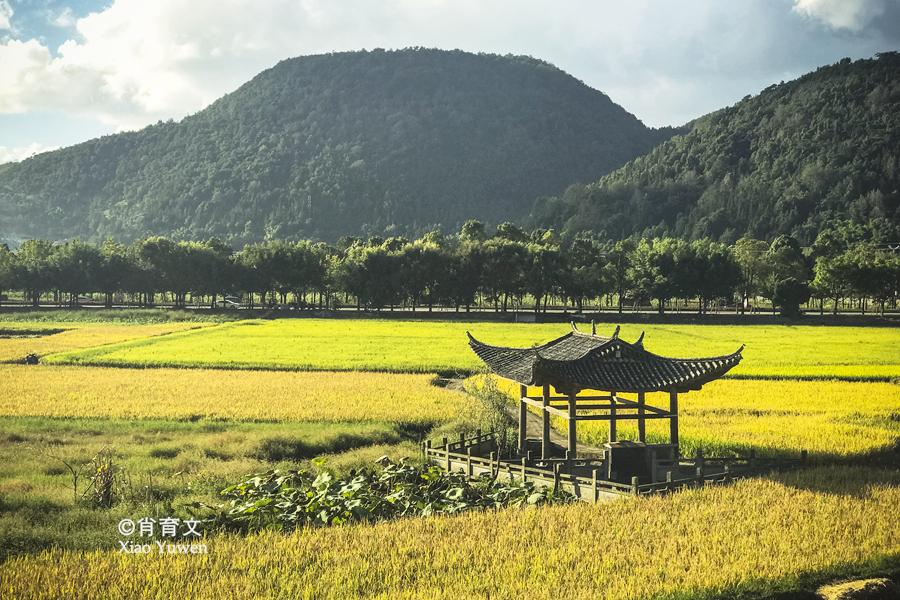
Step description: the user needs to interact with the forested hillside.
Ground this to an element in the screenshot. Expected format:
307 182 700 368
532 53 900 244
0 48 664 244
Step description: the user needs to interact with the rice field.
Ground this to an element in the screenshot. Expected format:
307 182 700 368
2 466 897 600
498 378 900 458
0 321 211 363
0 365 472 424
1 315 898 597
43 319 900 379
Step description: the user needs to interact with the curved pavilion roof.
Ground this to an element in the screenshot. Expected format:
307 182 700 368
467 324 743 393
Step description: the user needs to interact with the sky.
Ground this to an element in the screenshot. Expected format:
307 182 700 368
1 0 898 164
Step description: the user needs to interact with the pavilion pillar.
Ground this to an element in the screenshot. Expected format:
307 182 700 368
637 392 646 443
608 392 617 442
567 391 577 460
541 384 551 460
518 384 528 455
669 390 679 451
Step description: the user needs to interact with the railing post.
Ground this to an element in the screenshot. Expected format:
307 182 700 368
592 468 599 502
441 437 450 471
507 465 514 483
631 476 640 496
521 457 527 482
552 463 561 495
666 471 673 485
489 451 496 478
466 449 473 478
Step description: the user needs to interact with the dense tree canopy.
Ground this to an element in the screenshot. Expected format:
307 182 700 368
532 53 900 245
1 221 896 317
0 48 665 245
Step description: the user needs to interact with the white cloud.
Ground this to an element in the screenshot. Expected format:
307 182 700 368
0 0 13 31
0 142 56 165
0 0 893 140
51 7 76 29
792 0 888 32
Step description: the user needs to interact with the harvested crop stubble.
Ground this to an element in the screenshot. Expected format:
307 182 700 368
0 365 473 424
1 467 898 600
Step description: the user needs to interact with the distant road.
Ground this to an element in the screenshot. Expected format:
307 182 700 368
1 302 898 326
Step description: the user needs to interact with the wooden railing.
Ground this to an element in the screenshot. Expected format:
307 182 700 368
424 432 808 501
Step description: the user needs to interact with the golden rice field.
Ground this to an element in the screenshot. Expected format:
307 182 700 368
0 365 472 424
0 321 209 363
1 316 898 598
2 466 897 600
497 378 900 458
43 319 900 380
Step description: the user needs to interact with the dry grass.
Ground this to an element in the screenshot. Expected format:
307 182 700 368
0 365 473 424
1 466 897 599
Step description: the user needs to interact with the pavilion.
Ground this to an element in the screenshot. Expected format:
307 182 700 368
467 323 744 464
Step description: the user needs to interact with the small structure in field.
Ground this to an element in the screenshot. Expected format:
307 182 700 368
425 324 806 501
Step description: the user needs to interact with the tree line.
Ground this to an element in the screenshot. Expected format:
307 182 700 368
0 220 897 316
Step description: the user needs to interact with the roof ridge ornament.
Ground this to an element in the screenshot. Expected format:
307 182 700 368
591 320 596 335
571 321 579 332
635 331 645 347
612 325 620 339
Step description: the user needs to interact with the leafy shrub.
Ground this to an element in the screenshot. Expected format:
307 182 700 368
195 457 570 532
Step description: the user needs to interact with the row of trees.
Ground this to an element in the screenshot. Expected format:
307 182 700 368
0 221 897 316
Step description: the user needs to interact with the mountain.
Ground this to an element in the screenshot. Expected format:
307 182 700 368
531 53 900 244
0 48 667 245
